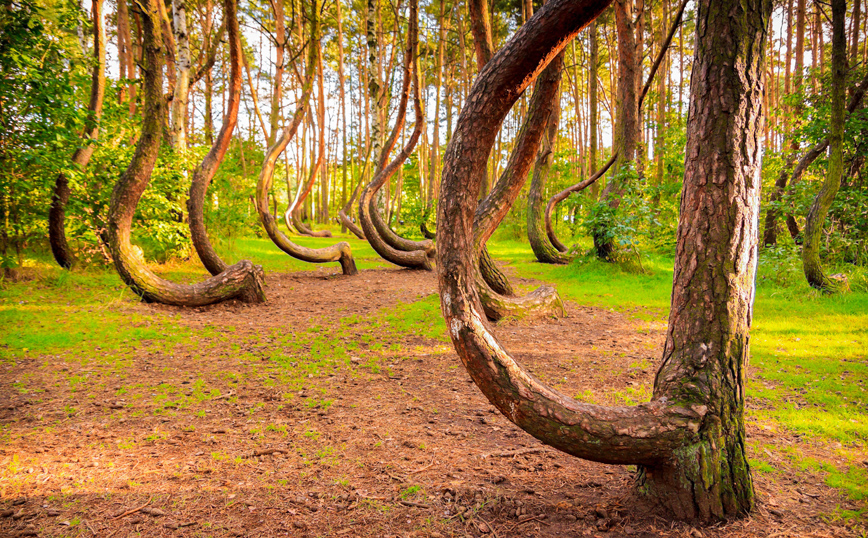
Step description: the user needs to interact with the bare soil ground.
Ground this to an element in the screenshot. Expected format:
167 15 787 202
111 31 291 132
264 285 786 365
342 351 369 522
0 267 864 537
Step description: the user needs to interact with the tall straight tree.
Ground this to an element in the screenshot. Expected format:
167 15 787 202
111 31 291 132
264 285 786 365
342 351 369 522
802 0 848 292
437 0 770 520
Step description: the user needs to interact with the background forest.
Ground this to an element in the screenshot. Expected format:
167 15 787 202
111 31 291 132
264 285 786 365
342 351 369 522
1 0 865 287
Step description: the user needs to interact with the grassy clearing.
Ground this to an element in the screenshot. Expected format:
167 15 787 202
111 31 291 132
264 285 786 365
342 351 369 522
1 234 865 508
496 237 867 505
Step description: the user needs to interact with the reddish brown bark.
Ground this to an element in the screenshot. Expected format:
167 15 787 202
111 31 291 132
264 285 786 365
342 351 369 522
186 0 262 302
437 0 767 520
358 0 431 271
107 0 264 306
254 0 357 276
49 0 106 269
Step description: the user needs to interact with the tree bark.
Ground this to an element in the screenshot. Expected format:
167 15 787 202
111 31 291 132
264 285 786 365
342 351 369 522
170 0 191 149
287 47 331 238
107 0 265 306
358 0 432 271
545 0 687 255
593 0 640 259
437 0 767 520
49 0 106 269
186 0 263 303
254 0 357 276
527 58 572 265
802 0 849 292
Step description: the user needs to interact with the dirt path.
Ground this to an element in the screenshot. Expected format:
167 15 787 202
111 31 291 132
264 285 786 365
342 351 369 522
0 267 861 537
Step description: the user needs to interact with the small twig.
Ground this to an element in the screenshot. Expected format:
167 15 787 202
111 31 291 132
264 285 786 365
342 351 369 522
409 459 435 474
508 515 550 530
386 472 407 482
212 392 234 401
246 448 286 458
482 447 547 459
479 516 500 538
83 519 96 535
109 498 152 521
398 500 431 509
767 525 797 538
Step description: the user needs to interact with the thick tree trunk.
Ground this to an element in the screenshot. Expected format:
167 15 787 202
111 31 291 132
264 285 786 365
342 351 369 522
638 0 770 517
437 0 767 521
254 0 356 276
802 0 849 292
107 0 265 306
49 0 106 269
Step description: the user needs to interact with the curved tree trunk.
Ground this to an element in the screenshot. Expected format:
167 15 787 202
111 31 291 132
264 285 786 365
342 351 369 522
471 29 566 318
255 0 357 276
49 0 106 269
287 52 332 239
527 55 572 265
185 0 263 303
769 66 868 244
544 0 687 254
358 0 432 271
437 0 767 521
107 0 265 306
802 0 849 292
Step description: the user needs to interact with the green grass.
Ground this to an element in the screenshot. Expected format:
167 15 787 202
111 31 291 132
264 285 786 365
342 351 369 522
2 234 865 505
497 237 867 503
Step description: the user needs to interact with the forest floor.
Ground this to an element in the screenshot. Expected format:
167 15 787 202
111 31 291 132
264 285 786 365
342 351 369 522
0 236 866 538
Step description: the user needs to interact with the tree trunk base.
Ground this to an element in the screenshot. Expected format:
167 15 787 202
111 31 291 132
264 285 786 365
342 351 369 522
637 420 754 521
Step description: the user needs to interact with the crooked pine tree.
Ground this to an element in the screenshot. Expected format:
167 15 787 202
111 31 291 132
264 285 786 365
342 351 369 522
437 0 770 520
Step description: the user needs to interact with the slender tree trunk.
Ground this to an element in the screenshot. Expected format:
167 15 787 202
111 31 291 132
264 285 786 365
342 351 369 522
255 0 357 275
802 0 849 292
336 0 348 233
595 0 640 260
268 0 286 147
170 0 191 149
49 0 106 269
589 20 599 186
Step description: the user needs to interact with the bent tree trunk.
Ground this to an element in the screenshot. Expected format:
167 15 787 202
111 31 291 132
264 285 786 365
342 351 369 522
255 0 357 276
288 52 332 239
107 0 264 306
49 0 106 269
358 0 432 271
471 32 566 319
544 0 687 256
802 0 848 292
187 0 263 304
527 55 571 265
437 0 768 521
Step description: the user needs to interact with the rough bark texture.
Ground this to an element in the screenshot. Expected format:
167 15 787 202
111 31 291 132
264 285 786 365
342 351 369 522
639 0 770 518
358 0 431 271
527 54 571 265
254 1 357 276
802 0 848 292
49 0 106 269
437 0 765 521
107 0 265 306
186 0 262 303
470 29 566 318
